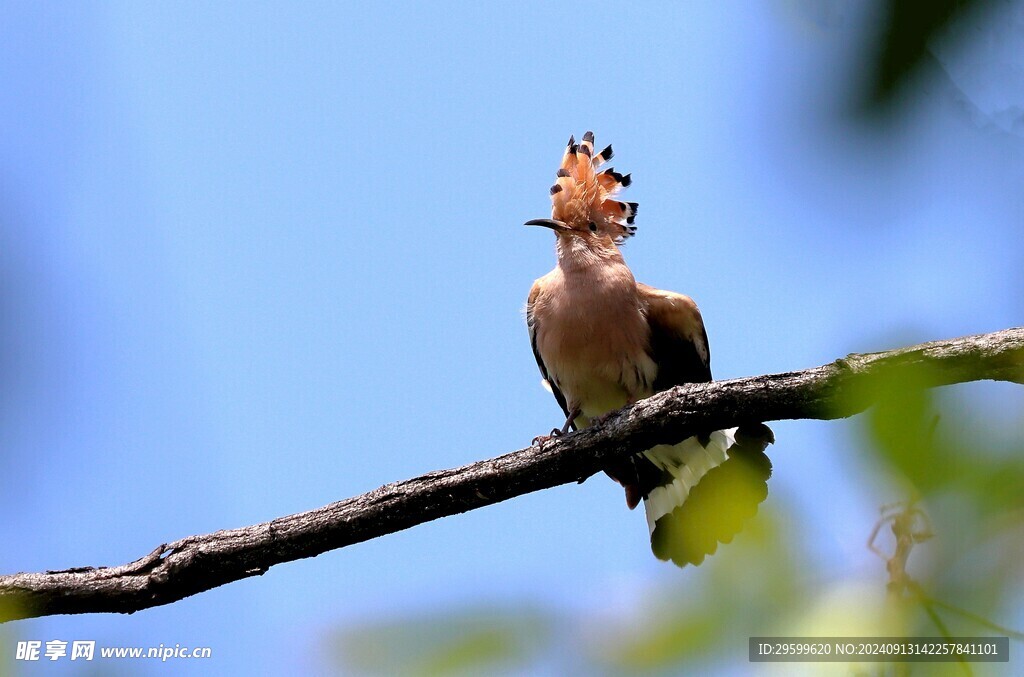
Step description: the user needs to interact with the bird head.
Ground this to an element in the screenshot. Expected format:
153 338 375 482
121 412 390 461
525 131 638 245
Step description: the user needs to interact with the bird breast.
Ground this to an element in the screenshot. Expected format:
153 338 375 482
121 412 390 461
533 264 657 420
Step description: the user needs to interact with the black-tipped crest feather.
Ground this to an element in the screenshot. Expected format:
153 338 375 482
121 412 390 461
543 132 638 244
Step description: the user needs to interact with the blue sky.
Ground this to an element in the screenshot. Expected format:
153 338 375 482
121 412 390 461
2 1 1022 675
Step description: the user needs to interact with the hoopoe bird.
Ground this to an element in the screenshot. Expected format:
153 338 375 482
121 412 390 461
525 132 774 566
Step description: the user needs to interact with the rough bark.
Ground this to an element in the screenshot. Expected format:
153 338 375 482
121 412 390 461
2 327 1022 621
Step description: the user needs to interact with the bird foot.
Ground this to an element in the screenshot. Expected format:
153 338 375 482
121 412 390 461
531 428 564 448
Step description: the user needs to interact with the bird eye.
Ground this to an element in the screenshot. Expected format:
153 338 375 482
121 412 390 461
588 222 597 232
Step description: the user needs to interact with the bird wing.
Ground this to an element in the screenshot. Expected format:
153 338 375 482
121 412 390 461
604 284 714 508
638 283 712 388
635 283 773 567
526 281 572 427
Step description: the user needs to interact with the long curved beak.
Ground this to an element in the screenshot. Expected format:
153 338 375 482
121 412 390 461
524 218 570 232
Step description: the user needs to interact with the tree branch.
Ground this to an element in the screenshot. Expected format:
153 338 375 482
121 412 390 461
3 328 1022 621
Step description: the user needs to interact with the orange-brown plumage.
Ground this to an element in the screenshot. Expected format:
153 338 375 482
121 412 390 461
546 133 637 244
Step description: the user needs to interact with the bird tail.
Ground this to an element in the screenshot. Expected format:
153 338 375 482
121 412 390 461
642 424 774 567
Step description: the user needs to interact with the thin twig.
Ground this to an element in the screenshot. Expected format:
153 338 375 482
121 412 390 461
918 592 1024 642
921 599 973 676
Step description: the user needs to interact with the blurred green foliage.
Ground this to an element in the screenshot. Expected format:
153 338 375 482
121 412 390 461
857 0 996 117
857 363 1024 513
0 600 17 677
327 506 809 675
328 606 553 676
852 361 1023 674
588 509 804 673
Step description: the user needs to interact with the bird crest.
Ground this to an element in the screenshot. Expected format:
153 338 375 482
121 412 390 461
547 131 638 244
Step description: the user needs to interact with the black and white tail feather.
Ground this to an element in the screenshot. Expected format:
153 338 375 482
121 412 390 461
640 424 773 566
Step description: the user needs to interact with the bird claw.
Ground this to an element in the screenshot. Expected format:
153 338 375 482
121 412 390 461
531 428 563 448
